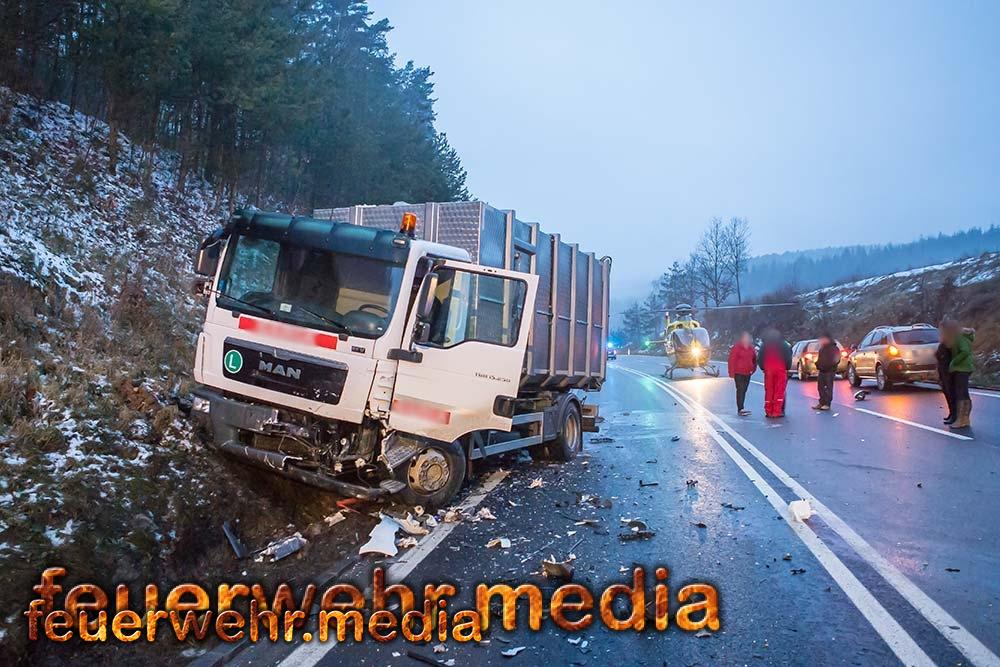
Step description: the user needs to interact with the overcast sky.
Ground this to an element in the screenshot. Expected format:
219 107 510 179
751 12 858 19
368 0 1000 304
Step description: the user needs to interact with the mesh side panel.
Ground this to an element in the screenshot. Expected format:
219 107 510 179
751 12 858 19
478 206 507 268
574 322 588 372
590 259 607 378
553 240 574 372
437 201 485 262
359 204 424 235
313 207 351 222
531 232 554 375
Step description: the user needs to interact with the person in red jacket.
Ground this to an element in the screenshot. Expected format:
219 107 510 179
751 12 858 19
727 331 757 416
758 328 793 418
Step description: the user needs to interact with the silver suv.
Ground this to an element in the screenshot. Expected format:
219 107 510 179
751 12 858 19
847 324 940 391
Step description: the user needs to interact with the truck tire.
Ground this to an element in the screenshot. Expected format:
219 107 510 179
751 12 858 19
395 439 466 509
548 401 582 462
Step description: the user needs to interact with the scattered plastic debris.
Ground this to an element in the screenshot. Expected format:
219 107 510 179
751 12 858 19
639 480 658 487
222 521 250 560
590 436 615 444
528 478 544 489
686 479 698 487
256 532 307 562
501 646 527 658
670 435 681 442
514 449 533 465
323 511 347 527
791 568 807 575
398 536 419 549
695 629 712 638
398 513 430 535
945 567 961 573
690 521 707 529
473 507 497 521
359 515 401 557
782 553 792 561
620 518 656 541
854 390 869 401
487 537 512 549
789 499 813 522
721 502 745 511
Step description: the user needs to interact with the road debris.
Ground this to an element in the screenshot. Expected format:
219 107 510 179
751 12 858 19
323 511 347 527
690 521 707 529
442 508 463 523
782 553 792 561
620 518 656 541
721 502 746 511
686 479 698 487
256 532 307 562
670 435 681 442
791 568 807 575
222 521 250 560
487 537 512 549
406 649 455 666
854 390 869 401
501 646 527 658
590 436 615 444
695 629 712 638
398 536 419 549
576 493 613 509
398 513 430 535
541 554 576 580
639 480 658 487
473 507 497 521
528 477 544 489
945 567 961 572
514 449 533 465
359 515 401 557
788 499 813 522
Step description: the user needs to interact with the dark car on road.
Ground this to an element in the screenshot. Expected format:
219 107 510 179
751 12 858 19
790 338 850 380
847 323 940 390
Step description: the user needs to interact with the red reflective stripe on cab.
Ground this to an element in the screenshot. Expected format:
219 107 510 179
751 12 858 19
238 316 258 331
315 333 338 349
392 399 451 425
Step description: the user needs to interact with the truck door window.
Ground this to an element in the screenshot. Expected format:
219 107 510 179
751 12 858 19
425 269 527 348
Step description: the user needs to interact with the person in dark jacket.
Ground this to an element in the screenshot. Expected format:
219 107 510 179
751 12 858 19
758 328 792 417
935 328 955 424
942 319 975 430
812 334 840 411
728 331 757 416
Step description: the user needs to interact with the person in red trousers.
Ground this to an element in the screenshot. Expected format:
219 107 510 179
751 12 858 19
758 328 792 418
727 331 757 416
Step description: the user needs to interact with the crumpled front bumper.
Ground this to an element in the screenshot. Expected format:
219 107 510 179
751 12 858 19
191 387 393 499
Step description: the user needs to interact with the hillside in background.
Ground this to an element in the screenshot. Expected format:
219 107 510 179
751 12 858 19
0 88 379 663
740 226 1000 299
701 252 1000 386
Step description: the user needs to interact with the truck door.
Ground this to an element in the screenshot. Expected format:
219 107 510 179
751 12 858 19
389 260 538 444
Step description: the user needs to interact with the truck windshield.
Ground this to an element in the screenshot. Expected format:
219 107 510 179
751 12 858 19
216 234 405 339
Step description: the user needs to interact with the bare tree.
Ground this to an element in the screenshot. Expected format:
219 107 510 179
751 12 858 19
692 218 734 306
724 216 751 304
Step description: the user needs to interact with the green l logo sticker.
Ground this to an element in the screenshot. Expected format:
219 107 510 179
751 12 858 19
223 349 243 373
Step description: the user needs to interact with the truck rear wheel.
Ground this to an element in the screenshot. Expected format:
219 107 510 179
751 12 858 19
548 401 582 462
395 439 466 509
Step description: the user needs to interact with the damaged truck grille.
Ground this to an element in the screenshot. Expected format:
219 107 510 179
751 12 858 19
222 338 347 404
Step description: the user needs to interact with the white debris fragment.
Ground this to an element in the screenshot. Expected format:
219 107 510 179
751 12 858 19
398 513 429 535
323 511 347 527
487 537 512 549
443 509 463 523
789 499 813 522
398 536 419 549
528 478 544 489
359 515 402 556
473 507 497 521
501 646 527 657
255 532 307 562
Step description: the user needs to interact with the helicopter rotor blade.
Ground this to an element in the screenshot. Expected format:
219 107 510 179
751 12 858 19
641 302 798 314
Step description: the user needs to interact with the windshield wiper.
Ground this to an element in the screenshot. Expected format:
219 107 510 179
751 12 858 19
213 290 277 318
292 305 355 337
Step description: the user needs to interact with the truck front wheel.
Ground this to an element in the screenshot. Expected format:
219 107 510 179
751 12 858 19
548 401 582 462
395 439 466 509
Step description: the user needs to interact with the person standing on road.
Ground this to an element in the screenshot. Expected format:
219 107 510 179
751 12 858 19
942 319 975 430
812 334 840 411
759 328 792 418
728 331 757 416
936 327 955 424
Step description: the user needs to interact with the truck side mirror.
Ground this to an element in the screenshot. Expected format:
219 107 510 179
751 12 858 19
194 230 224 277
413 271 439 344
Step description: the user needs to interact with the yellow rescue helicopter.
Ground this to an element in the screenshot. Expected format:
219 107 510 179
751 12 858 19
650 302 797 379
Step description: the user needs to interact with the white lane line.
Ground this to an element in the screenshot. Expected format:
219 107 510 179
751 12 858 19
854 407 974 441
971 390 1000 399
617 367 934 667
913 381 1000 399
623 367 1000 667
278 470 510 667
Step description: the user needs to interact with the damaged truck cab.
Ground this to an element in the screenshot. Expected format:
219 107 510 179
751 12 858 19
192 202 610 507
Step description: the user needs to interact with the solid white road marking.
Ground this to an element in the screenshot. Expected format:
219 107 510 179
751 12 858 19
853 407 974 441
619 367 934 667
623 366 1000 667
278 470 510 667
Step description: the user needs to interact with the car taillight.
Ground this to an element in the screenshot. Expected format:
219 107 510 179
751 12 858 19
840 350 848 358
804 353 815 361
887 345 900 356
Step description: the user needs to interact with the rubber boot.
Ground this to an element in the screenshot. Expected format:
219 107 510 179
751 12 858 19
949 400 971 430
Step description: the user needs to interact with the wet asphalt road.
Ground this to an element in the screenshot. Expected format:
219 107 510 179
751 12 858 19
225 355 1000 667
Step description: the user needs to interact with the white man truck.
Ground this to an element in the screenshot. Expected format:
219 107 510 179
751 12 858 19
191 201 611 507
